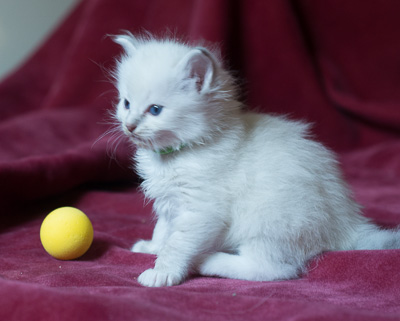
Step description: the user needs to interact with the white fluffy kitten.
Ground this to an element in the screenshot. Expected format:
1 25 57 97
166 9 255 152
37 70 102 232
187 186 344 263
112 33 400 287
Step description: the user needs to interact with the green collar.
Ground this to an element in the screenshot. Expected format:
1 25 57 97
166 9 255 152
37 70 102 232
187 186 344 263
154 144 187 155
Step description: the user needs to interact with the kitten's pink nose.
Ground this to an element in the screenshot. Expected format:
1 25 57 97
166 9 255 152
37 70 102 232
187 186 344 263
126 124 137 133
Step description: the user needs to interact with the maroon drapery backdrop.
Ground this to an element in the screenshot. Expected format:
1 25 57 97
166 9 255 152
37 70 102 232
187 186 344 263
1 1 400 320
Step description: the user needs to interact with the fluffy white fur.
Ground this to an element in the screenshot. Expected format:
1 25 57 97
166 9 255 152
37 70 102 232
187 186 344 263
112 33 400 287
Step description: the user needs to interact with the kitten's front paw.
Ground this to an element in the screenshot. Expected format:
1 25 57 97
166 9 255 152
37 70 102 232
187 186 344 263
137 268 183 287
131 240 158 254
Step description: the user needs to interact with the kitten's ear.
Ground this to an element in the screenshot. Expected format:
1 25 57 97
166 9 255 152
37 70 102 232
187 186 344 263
178 48 217 93
113 33 137 56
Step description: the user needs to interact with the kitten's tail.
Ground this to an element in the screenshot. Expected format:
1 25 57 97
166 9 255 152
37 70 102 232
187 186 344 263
352 223 400 250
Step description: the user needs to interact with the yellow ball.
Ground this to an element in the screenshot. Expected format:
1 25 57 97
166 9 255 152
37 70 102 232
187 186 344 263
40 207 93 260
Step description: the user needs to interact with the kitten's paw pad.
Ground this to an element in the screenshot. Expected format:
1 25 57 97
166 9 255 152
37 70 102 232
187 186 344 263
131 240 157 254
138 269 183 287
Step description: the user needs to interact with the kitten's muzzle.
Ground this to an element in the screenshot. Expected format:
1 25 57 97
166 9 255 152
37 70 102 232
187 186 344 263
126 124 137 133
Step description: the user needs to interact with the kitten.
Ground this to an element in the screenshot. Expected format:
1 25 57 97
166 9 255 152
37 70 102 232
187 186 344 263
112 32 400 287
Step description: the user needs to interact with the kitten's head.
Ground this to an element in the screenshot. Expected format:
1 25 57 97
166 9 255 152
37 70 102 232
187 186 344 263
112 33 239 152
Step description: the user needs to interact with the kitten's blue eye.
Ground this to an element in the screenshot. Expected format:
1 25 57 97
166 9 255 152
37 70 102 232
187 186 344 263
124 99 130 110
148 104 163 116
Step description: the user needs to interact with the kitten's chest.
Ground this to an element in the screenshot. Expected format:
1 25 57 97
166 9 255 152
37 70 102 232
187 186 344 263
134 146 240 216
135 151 188 198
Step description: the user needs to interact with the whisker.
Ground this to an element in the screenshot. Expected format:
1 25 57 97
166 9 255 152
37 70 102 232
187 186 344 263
91 125 121 149
108 133 125 160
98 89 119 98
90 58 117 85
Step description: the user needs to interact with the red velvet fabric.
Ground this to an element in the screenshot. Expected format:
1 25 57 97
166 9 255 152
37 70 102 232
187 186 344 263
1 1 400 320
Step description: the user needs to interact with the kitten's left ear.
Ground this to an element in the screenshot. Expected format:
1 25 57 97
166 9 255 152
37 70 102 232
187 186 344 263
113 33 137 56
178 48 218 93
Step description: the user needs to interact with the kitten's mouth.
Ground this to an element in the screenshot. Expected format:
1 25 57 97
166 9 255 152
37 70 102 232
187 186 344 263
128 133 154 149
129 134 146 145
127 130 179 151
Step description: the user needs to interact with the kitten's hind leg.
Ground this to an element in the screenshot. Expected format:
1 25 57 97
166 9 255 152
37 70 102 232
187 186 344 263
198 251 299 281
